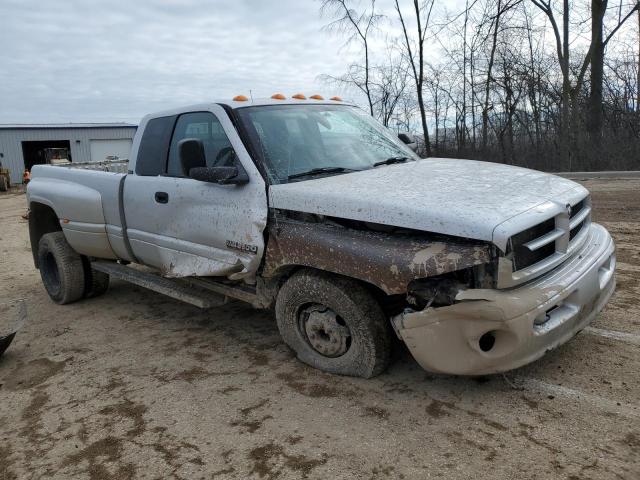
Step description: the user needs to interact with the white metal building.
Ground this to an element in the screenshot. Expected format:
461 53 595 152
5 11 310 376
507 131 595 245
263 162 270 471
0 123 137 184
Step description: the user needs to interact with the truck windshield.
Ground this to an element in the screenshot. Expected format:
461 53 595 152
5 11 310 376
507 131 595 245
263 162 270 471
235 104 418 184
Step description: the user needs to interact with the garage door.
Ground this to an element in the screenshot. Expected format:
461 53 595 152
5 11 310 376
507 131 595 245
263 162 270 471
89 139 133 162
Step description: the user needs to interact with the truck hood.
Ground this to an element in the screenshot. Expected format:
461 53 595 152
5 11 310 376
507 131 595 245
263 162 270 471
269 158 587 247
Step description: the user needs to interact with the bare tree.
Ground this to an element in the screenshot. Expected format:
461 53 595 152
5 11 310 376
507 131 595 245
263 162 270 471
319 0 640 170
530 0 639 167
528 0 576 167
320 0 382 115
394 0 436 156
480 0 523 151
589 0 640 154
372 52 411 126
424 62 445 150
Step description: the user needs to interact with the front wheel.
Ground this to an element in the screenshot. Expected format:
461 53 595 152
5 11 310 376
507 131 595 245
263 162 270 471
38 232 86 304
275 270 392 378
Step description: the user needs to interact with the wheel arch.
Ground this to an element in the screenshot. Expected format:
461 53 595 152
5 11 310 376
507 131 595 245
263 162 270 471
259 263 393 315
266 263 388 294
29 201 62 268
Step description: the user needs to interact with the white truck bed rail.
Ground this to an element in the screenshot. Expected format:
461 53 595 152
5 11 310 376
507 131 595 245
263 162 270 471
54 159 129 174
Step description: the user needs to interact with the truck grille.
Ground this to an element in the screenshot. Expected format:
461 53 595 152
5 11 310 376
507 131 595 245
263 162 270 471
511 217 556 271
569 199 587 240
506 196 591 276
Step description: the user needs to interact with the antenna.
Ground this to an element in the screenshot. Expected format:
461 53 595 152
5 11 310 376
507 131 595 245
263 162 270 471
249 89 254 102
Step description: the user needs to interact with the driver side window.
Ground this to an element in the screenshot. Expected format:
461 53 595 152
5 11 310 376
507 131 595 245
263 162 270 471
167 112 235 177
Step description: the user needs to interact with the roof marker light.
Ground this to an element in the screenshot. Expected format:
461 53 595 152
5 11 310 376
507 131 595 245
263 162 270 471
330 96 342 101
271 93 286 100
292 93 306 100
233 95 249 101
310 94 324 100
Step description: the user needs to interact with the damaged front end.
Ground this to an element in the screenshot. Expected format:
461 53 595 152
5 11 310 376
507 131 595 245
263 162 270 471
263 210 493 296
392 223 616 375
263 211 615 376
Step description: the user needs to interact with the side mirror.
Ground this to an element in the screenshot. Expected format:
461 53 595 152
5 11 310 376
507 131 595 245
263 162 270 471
189 165 249 185
178 138 206 175
398 132 418 152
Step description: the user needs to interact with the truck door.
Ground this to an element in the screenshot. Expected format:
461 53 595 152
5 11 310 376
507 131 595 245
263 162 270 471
123 105 268 281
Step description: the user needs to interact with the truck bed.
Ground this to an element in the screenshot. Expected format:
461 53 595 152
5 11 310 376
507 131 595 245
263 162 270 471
28 163 129 261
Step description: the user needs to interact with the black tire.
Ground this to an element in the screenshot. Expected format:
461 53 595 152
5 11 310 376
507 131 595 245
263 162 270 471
275 269 392 378
0 333 16 357
82 257 110 298
38 232 86 304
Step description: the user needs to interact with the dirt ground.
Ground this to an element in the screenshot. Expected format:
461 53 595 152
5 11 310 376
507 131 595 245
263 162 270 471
1 179 639 480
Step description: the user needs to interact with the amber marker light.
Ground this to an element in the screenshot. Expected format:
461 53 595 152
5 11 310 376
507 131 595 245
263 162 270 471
233 95 249 101
271 93 286 100
292 93 306 100
310 94 324 100
330 96 342 101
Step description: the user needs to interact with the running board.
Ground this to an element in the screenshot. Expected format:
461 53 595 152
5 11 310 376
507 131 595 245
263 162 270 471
92 261 227 309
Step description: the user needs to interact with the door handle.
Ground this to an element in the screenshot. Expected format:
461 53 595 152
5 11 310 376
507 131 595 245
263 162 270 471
154 192 169 204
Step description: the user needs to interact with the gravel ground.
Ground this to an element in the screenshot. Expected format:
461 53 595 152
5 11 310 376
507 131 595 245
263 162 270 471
1 179 639 480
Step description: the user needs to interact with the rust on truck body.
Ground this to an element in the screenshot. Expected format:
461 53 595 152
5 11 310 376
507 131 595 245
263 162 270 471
263 217 492 294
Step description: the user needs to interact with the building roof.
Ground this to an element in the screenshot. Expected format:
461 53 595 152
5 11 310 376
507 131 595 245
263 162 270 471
0 123 137 130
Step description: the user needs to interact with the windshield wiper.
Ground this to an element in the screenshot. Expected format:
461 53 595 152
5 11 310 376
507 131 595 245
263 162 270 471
373 156 409 168
287 167 356 180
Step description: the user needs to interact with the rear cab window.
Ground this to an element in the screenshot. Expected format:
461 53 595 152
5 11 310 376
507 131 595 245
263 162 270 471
135 115 176 176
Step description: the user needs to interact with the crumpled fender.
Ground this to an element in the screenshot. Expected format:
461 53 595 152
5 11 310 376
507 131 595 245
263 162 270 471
263 218 492 294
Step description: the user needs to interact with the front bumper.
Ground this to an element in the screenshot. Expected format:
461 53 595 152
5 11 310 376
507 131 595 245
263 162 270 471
392 223 616 375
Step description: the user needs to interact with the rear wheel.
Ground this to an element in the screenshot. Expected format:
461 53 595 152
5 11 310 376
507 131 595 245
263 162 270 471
275 270 392 378
38 232 85 304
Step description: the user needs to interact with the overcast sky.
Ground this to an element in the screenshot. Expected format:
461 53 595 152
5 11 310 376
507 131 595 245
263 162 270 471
0 0 359 124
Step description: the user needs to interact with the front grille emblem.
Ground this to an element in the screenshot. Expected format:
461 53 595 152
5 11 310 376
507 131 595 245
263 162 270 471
566 203 572 216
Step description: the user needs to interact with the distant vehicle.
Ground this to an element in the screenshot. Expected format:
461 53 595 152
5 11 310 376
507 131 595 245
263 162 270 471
0 162 10 191
44 147 71 166
26 96 615 378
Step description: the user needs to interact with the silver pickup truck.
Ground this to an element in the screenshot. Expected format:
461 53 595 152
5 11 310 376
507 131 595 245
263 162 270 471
27 96 616 378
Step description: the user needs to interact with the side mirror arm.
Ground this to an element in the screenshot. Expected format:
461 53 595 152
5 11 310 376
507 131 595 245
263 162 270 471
188 162 249 185
226 161 249 185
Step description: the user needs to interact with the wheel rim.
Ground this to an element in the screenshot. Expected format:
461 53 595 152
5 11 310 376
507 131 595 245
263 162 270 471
41 251 61 296
299 305 351 358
